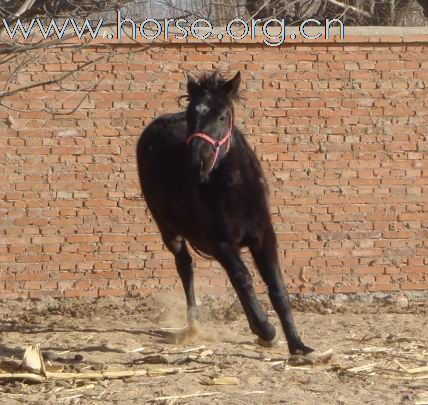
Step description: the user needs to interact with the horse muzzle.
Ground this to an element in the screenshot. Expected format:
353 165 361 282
185 117 233 183
187 155 211 184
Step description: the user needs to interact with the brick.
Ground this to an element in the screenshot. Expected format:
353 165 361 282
400 283 428 291
16 272 49 281
368 283 400 292
98 288 127 297
334 285 364 294
67 235 100 243
64 289 96 298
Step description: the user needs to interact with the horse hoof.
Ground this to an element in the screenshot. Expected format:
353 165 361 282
256 334 278 348
168 325 201 345
187 307 201 324
306 348 334 363
289 349 334 365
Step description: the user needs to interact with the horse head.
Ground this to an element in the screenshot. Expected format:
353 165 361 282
185 71 241 183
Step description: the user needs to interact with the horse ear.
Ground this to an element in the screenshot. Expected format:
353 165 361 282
222 72 241 98
187 73 199 97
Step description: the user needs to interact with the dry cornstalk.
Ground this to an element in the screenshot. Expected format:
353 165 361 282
151 391 220 401
201 376 240 385
406 366 428 374
0 366 193 383
21 344 46 376
347 363 378 373
61 384 96 393
0 372 45 383
393 359 409 372
387 374 428 380
414 393 428 405
163 345 206 355
128 347 145 353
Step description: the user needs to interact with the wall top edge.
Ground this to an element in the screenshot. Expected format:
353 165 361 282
1 26 428 48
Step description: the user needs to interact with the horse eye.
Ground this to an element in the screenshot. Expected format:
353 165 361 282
218 116 226 122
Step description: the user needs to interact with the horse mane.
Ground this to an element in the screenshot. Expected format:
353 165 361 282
177 71 243 107
195 71 242 101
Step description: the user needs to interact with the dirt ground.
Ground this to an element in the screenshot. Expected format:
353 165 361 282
0 292 427 405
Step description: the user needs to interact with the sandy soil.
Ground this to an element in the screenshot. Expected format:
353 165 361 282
0 293 427 405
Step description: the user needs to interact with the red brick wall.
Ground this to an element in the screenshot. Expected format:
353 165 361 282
0 30 427 299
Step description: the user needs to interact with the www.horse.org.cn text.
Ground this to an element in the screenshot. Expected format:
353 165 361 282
2 11 345 47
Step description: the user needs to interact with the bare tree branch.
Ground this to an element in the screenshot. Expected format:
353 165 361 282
9 0 38 18
0 55 103 99
326 0 371 17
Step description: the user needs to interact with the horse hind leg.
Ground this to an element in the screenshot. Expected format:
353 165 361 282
249 224 333 363
213 243 277 344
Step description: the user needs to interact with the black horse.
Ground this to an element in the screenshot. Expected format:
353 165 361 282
137 71 326 358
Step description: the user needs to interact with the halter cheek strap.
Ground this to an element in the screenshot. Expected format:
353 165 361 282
186 116 233 173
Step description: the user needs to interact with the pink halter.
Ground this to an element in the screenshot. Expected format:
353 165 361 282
186 116 233 173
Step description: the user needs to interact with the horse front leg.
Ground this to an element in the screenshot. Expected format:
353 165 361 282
249 224 315 355
214 242 276 343
164 235 199 327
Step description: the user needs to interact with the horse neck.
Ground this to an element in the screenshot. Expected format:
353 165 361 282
218 129 251 173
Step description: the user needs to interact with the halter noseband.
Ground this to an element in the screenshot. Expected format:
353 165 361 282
186 116 233 174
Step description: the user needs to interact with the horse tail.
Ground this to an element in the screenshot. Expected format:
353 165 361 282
187 241 214 261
